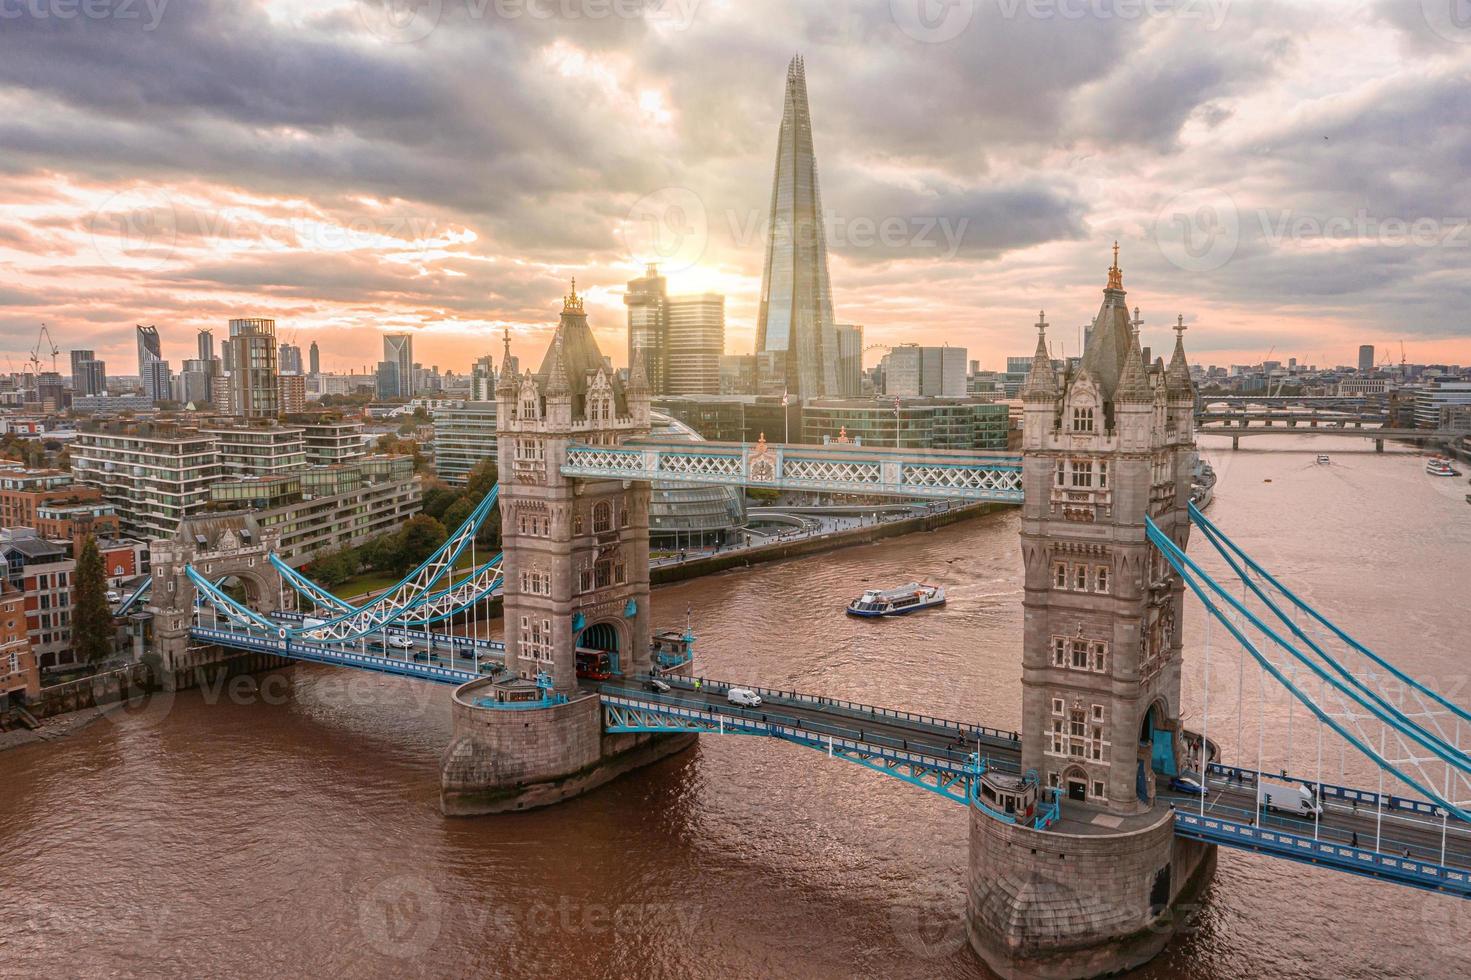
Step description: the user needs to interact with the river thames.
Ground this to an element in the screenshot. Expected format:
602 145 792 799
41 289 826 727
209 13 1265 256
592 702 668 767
3 434 1468 979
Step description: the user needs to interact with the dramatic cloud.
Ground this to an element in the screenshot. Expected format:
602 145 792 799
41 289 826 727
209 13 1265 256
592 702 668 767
0 0 1468 375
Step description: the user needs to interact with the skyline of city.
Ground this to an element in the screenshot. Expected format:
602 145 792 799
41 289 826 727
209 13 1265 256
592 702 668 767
4 6 1471 379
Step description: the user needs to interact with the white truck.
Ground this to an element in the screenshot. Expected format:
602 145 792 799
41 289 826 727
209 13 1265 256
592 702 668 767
1260 779 1323 817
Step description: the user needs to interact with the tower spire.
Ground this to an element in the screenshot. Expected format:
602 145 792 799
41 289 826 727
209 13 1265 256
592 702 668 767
1117 308 1151 403
1166 314 1193 394
563 277 583 314
1107 241 1123 291
1022 310 1057 401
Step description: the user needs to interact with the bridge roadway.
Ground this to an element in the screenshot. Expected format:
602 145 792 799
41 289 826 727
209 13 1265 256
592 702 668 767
194 621 1471 891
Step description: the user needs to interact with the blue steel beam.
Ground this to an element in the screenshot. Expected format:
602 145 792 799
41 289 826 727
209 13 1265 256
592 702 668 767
190 627 478 685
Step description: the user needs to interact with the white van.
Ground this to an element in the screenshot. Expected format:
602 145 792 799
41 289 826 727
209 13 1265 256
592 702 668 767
726 687 762 707
1260 779 1322 817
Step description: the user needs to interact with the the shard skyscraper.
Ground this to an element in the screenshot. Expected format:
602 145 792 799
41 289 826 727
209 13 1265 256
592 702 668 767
755 55 837 400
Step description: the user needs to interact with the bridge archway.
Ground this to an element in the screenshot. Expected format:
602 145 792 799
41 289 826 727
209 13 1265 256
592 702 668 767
1063 764 1089 803
579 619 623 676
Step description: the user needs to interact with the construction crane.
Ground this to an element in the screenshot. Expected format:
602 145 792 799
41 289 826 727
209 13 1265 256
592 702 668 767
30 323 60 376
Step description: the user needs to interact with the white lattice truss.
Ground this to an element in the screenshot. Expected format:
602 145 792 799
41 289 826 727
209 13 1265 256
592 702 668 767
562 443 1025 502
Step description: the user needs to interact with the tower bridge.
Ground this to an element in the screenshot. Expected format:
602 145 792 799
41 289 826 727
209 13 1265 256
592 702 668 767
154 267 1471 979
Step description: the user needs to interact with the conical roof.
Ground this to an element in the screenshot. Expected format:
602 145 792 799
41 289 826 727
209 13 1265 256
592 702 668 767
1166 314 1194 395
1117 321 1152 404
1021 311 1057 401
534 280 627 415
1079 243 1134 401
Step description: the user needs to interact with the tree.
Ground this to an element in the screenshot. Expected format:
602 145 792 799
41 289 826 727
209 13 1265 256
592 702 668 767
441 497 475 534
394 515 447 573
466 458 499 498
71 536 115 663
308 548 360 587
421 482 458 521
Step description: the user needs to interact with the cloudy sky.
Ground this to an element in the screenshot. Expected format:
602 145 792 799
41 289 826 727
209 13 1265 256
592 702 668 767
2 0 1469 378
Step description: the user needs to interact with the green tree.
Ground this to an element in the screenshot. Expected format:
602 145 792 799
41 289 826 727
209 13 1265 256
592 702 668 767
308 547 360 587
466 458 499 498
421 482 458 521
441 496 475 534
395 515 447 573
71 536 115 663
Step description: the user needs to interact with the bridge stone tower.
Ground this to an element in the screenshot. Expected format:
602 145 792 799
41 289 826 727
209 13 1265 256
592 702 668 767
967 248 1215 979
495 281 653 693
441 284 692 816
145 515 285 683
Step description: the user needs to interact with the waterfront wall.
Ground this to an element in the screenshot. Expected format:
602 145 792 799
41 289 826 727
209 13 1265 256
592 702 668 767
30 649 294 720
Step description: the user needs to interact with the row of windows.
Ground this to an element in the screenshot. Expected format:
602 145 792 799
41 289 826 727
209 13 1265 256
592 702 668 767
517 513 550 536
519 616 552 662
1054 458 1109 489
1051 637 1108 673
513 439 546 462
519 571 551 595
1047 705 1109 764
579 558 626 593
1053 562 1109 594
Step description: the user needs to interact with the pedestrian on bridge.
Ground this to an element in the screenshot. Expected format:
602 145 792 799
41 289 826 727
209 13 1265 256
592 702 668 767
1352 832 1358 847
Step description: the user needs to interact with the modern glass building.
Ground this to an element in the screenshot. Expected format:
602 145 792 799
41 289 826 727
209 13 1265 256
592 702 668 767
432 401 497 483
801 398 1010 451
647 412 745 547
226 318 280 418
383 334 414 398
754 55 837 399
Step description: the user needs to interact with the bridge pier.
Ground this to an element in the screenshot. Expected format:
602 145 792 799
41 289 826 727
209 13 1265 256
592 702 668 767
1230 435 1239 451
967 807 1216 979
1375 438 1384 453
439 681 693 815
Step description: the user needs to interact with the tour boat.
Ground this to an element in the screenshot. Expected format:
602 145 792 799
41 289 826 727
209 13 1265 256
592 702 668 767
1190 457 1217 510
846 582 946 617
1426 458 1459 477
1316 454 1331 464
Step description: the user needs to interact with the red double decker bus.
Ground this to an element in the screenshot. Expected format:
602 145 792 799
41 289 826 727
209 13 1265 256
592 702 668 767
575 649 614 680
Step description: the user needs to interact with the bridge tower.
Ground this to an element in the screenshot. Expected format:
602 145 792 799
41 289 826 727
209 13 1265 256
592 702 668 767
494 280 653 692
441 283 691 815
967 247 1215 978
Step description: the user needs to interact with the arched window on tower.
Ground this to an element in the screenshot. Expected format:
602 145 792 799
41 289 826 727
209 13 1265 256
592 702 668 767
593 500 612 534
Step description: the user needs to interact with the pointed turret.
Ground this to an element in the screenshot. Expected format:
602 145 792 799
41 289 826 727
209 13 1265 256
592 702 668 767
1117 308 1151 404
1166 314 1194 396
496 327 517 394
1022 311 1057 401
545 333 570 397
628 345 650 396
1079 242 1135 402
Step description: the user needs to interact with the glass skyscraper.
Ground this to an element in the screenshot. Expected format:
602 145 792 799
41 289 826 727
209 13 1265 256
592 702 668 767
755 55 837 400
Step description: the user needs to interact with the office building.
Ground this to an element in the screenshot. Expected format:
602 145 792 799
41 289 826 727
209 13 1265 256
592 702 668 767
279 343 304 376
308 341 321 376
277 373 307 415
227 318 280 418
835 324 863 397
802 398 1009 450
174 359 213 406
885 344 968 398
432 401 498 483
719 354 757 395
625 265 668 395
136 324 169 402
71 350 102 396
0 533 74 669
666 293 724 395
383 334 414 398
754 56 838 399
375 360 401 401
1358 345 1375 374
1414 381 1471 428
296 418 367 467
198 328 214 363
471 356 496 401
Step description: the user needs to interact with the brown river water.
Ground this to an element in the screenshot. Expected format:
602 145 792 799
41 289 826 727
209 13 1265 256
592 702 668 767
3 433 1469 979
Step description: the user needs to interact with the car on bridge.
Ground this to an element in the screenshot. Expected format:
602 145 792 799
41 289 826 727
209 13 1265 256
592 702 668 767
727 687 762 707
644 677 671 694
1169 775 1208 796
386 636 415 650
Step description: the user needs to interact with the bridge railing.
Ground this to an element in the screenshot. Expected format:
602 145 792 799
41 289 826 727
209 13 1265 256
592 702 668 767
1205 762 1454 821
599 690 1005 777
662 675 1020 747
190 627 478 685
271 611 508 654
1173 809 1471 897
